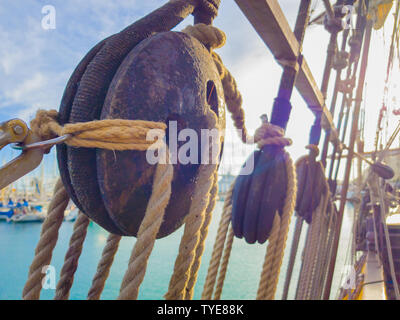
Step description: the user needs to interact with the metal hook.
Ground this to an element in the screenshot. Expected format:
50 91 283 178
0 119 45 190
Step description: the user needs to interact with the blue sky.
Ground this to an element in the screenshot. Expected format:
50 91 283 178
0 1 396 180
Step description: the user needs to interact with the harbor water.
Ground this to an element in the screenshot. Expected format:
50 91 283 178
0 201 354 300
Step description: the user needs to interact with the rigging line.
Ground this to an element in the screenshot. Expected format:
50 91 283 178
361 280 385 287
335 223 352 297
322 0 335 20
358 120 400 197
333 100 352 182
384 119 400 152
310 0 320 18
396 11 400 62
386 0 400 83
376 1 400 152
323 16 373 301
321 27 352 166
323 0 365 172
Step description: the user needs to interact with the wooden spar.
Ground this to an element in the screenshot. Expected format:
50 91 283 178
234 0 338 140
269 0 312 129
323 20 373 300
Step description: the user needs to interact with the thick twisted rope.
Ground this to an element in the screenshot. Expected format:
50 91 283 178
310 192 331 299
213 224 234 300
181 27 296 297
281 215 304 300
305 195 328 299
194 0 220 20
31 109 166 151
188 24 295 299
165 162 219 300
87 234 122 300
118 149 173 300
165 126 220 300
318 204 337 298
55 211 90 300
296 209 320 299
254 122 293 148
257 213 281 300
185 24 296 300
182 24 249 143
22 179 69 300
295 190 328 300
184 172 219 300
256 150 297 300
183 24 296 299
201 182 234 299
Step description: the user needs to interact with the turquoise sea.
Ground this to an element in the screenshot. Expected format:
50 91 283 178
0 201 353 300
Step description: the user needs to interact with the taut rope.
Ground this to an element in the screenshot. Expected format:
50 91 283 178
182 24 250 142
165 133 220 299
55 212 90 300
22 179 69 300
31 110 166 151
201 182 234 299
256 151 296 300
118 149 173 300
213 224 234 300
87 233 122 300
185 172 219 300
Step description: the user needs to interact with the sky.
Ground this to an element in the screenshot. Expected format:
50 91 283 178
0 0 398 183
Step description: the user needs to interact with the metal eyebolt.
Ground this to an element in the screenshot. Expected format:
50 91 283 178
13 124 24 136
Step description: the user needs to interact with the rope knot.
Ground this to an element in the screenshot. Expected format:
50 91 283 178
305 144 320 159
30 109 62 141
182 23 226 50
194 0 220 21
254 122 292 149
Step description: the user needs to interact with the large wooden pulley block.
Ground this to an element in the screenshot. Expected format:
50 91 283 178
231 146 287 244
57 31 226 238
295 156 326 224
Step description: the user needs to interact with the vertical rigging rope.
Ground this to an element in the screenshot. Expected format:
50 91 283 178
201 183 234 299
87 233 122 300
22 178 69 300
213 224 235 300
281 216 304 299
165 159 219 300
118 148 173 300
184 172 219 300
55 211 90 300
256 152 297 300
